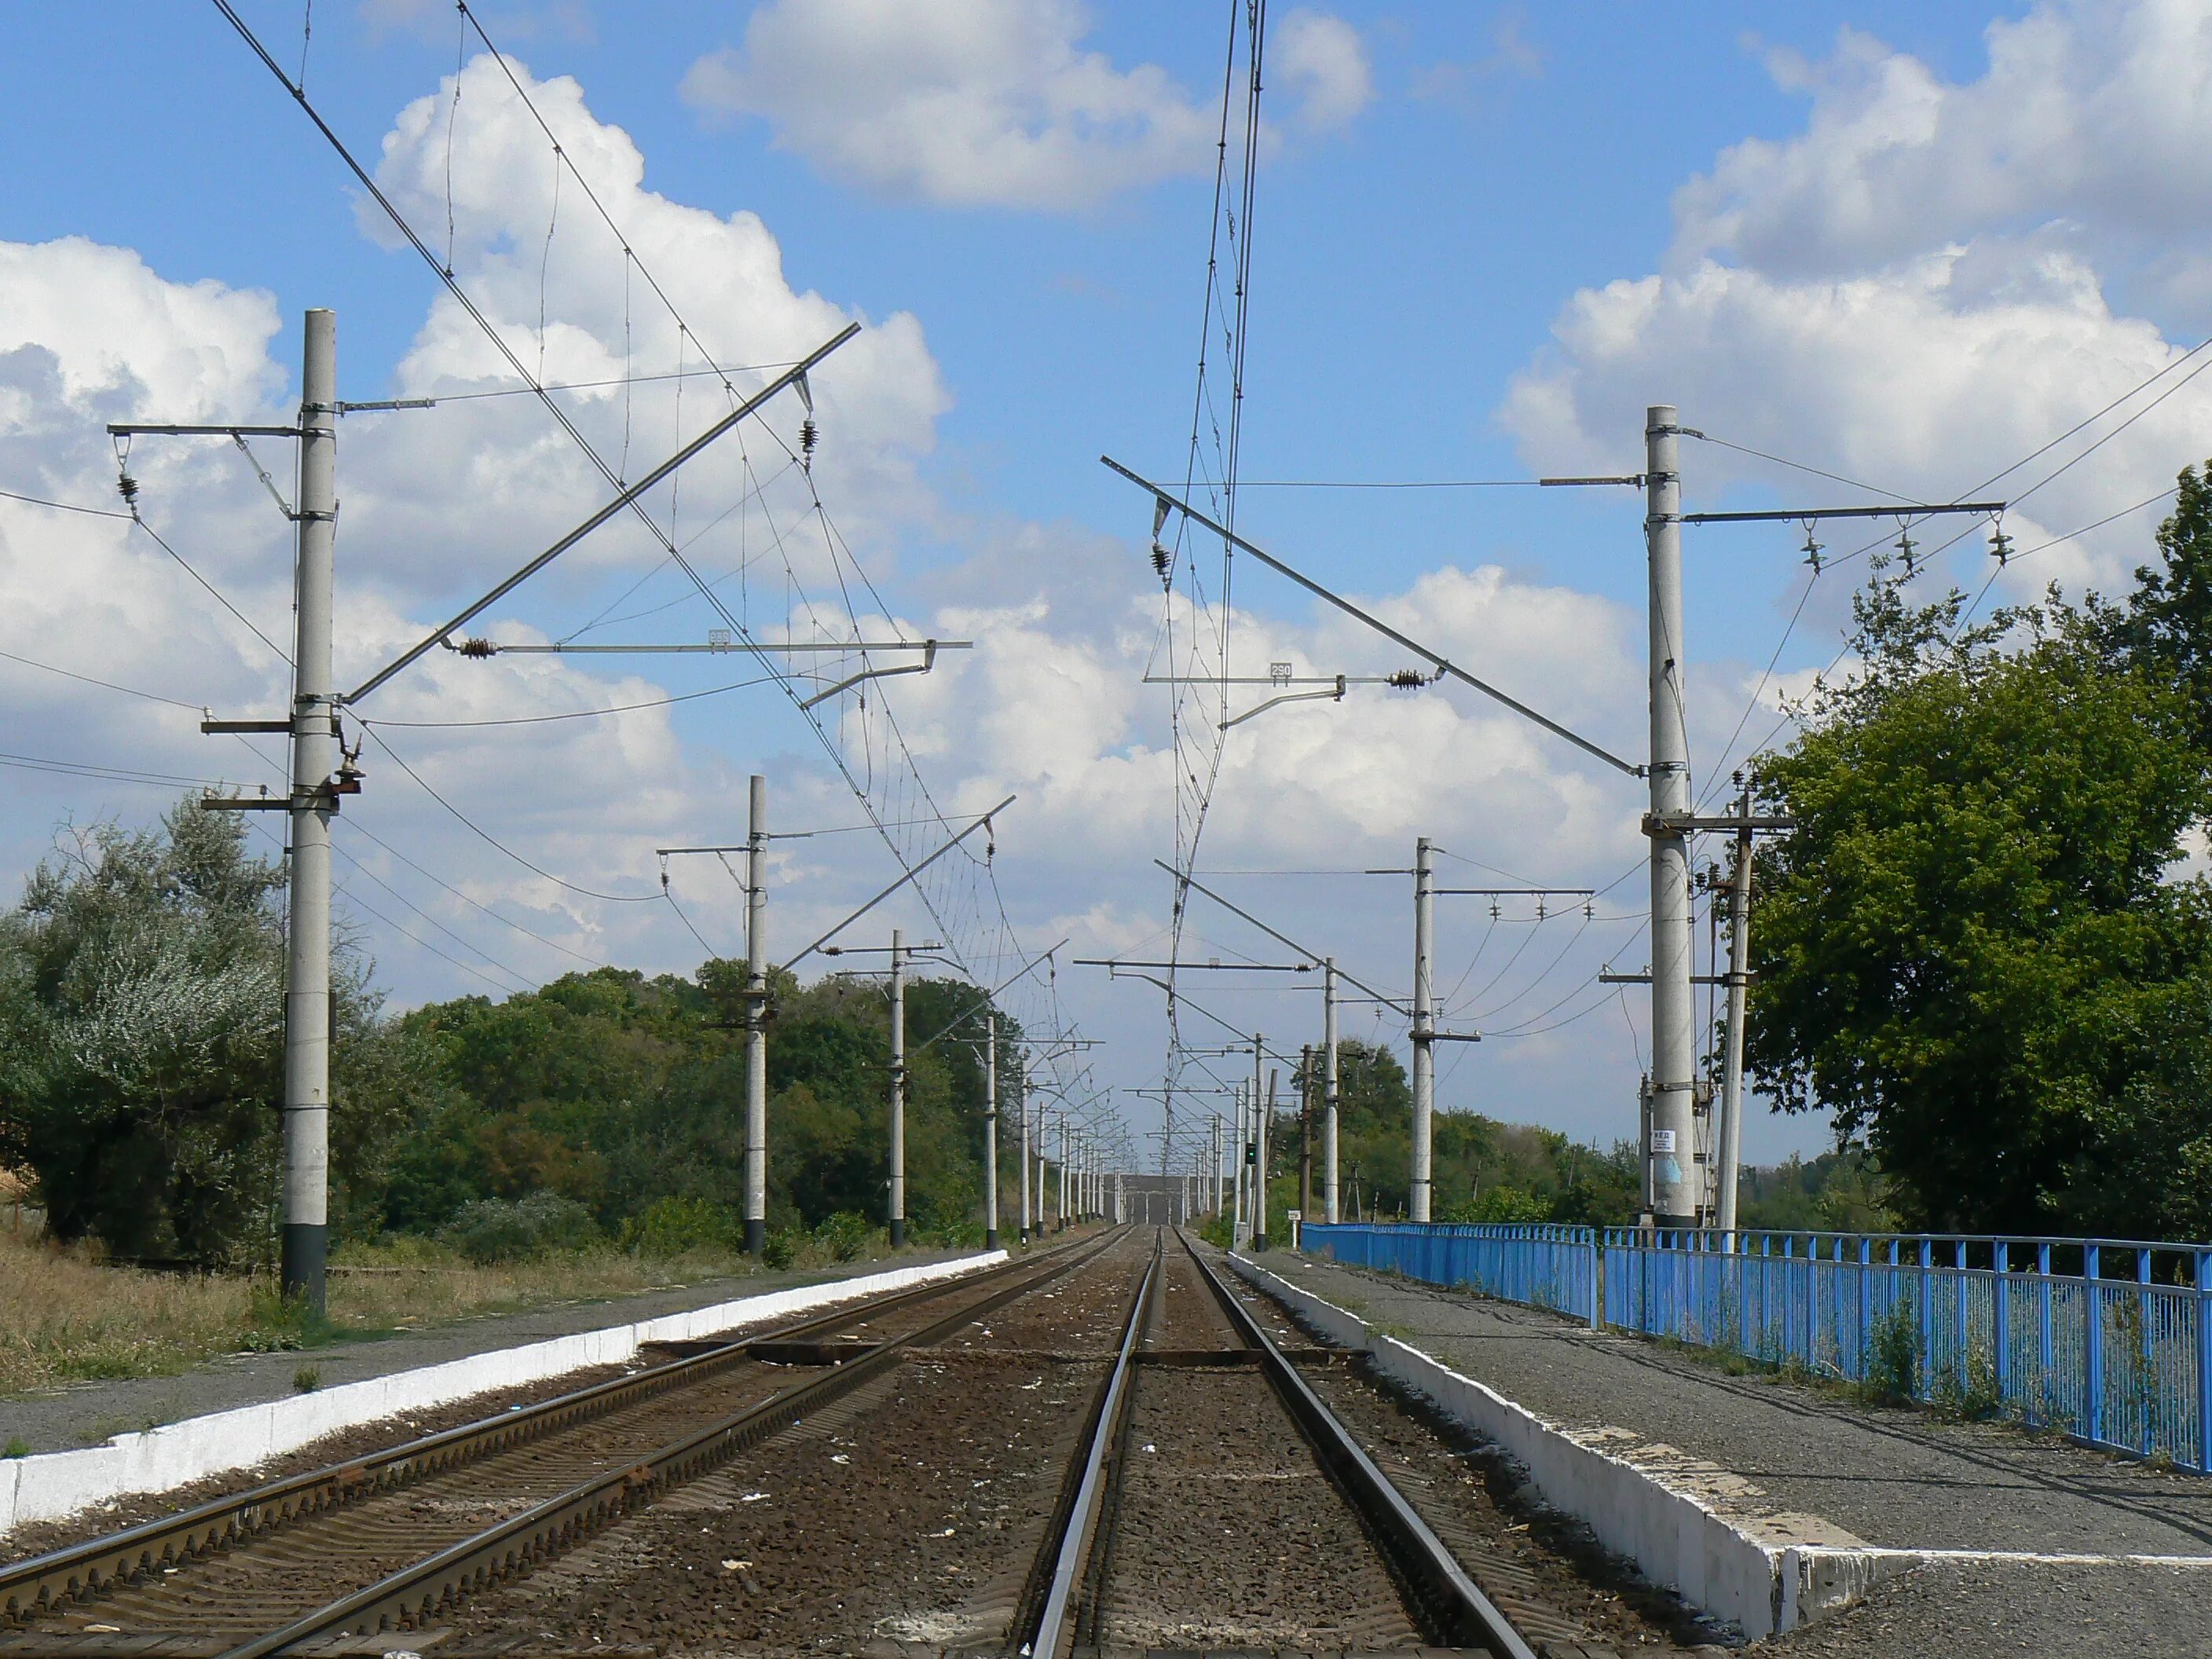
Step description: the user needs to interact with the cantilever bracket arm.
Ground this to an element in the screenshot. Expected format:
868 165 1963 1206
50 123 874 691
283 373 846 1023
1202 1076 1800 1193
346 322 861 707
799 640 940 710
1102 456 1643 779
1221 675 1346 730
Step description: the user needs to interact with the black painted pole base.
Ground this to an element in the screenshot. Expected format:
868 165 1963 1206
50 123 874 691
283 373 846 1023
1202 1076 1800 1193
744 1218 766 1256
890 1218 906 1247
280 1222 327 1317
986 1228 999 1251
1253 1232 1269 1251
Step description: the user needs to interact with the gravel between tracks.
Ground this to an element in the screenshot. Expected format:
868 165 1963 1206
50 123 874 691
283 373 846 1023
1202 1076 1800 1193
1092 1362 1424 1653
444 1236 1149 1655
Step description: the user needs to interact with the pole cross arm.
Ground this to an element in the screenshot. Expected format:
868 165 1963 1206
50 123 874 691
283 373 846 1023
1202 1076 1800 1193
346 322 860 706
1103 457 1643 779
1600 971 1752 985
1682 501 2005 526
107 423 305 438
1643 812 1797 834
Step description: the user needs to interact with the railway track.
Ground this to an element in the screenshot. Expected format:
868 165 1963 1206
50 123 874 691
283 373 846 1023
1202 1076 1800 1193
1012 1229 1550 1659
3 1228 1668 1657
0 1230 1124 1658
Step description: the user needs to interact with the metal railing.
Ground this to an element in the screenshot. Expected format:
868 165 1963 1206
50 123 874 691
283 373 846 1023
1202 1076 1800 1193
1299 1221 1599 1327
1299 1221 2212 1474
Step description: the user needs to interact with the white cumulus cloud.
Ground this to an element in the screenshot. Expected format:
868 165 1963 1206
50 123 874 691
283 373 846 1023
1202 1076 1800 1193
680 0 1368 210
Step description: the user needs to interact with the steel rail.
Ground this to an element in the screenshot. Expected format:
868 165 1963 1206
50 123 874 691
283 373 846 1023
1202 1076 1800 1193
1181 1233 1540 1659
1018 1231 1163 1659
203 1228 1129 1659
0 1240 1085 1628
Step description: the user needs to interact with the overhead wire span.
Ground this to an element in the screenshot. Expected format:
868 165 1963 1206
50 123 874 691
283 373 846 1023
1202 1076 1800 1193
337 818 606 970
354 723 661 903
360 672 778 729
212 0 1081 1061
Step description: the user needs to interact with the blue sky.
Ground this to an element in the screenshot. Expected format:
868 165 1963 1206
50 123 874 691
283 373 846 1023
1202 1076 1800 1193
3 2 2207 1177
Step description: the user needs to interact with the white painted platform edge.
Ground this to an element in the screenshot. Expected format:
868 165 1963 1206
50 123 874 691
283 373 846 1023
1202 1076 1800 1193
0 1250 1005 1540
1227 1251 1875 1639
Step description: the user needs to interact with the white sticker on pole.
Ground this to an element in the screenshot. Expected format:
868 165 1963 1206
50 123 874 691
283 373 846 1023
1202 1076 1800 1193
1650 1129 1677 1153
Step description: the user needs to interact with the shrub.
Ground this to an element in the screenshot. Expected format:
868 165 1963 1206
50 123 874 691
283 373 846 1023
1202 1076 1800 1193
1441 1185 1555 1224
1863 1296 1919 1404
439 1192 600 1264
622 1195 738 1259
761 1227 802 1271
813 1211 871 1262
291 1365 320 1393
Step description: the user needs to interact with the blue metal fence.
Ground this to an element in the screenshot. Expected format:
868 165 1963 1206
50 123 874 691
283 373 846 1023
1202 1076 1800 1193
1300 1221 2212 1473
1299 1221 1600 1326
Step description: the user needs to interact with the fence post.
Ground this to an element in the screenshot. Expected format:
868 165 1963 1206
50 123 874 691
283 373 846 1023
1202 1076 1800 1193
2085 1243 2104 1448
2196 1248 2210 1474
1916 1238 1933 1400
2138 1247 2154 1456
1994 1240 2012 1403
1856 1236 1872 1381
1954 1238 1970 1390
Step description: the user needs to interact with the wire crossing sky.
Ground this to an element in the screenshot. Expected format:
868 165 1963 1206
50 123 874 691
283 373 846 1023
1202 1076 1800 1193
5 2 2212 1166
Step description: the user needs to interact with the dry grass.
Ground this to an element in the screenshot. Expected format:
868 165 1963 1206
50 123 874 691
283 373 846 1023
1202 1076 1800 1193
0 1221 904 1401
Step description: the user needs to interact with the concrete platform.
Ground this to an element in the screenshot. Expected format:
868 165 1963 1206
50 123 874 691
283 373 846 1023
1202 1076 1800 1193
1236 1251 2212 1643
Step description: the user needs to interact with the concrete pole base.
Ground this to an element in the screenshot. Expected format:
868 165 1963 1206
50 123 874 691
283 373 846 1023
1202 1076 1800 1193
744 1218 767 1257
889 1218 906 1247
280 1223 327 1316
986 1228 999 1251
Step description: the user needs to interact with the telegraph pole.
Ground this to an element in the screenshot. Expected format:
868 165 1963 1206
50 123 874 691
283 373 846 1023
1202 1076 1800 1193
1324 957 1342 1225
983 1012 1000 1250
1411 837 1437 1222
282 309 339 1312
1645 406 1697 1228
743 775 768 1256
1716 781 1754 1233
888 928 907 1247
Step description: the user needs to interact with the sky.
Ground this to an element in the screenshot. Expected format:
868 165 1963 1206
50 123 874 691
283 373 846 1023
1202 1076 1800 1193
5 0 2212 1181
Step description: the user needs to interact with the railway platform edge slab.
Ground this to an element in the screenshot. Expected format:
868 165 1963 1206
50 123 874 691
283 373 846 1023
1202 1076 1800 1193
1224 1251 2212 1641
0 1249 1005 1540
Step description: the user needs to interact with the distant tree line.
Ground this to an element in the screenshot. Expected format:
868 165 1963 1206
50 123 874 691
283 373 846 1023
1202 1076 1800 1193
0 800 1019 1266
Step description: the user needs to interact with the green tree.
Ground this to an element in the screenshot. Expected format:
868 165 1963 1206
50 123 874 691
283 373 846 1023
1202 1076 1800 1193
0 803 412 1262
1748 557 2212 1234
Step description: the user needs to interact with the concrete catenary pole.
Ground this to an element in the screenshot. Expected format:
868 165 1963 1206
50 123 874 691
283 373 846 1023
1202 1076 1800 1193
743 774 768 1256
1410 837 1437 1222
1018 1068 1033 1243
1324 957 1342 1225
281 308 338 1313
1646 405 1698 1227
1056 1116 1068 1230
1232 1085 1248 1245
888 928 907 1247
1255 1059 1274 1251
983 1013 1000 1250
1716 782 1754 1235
